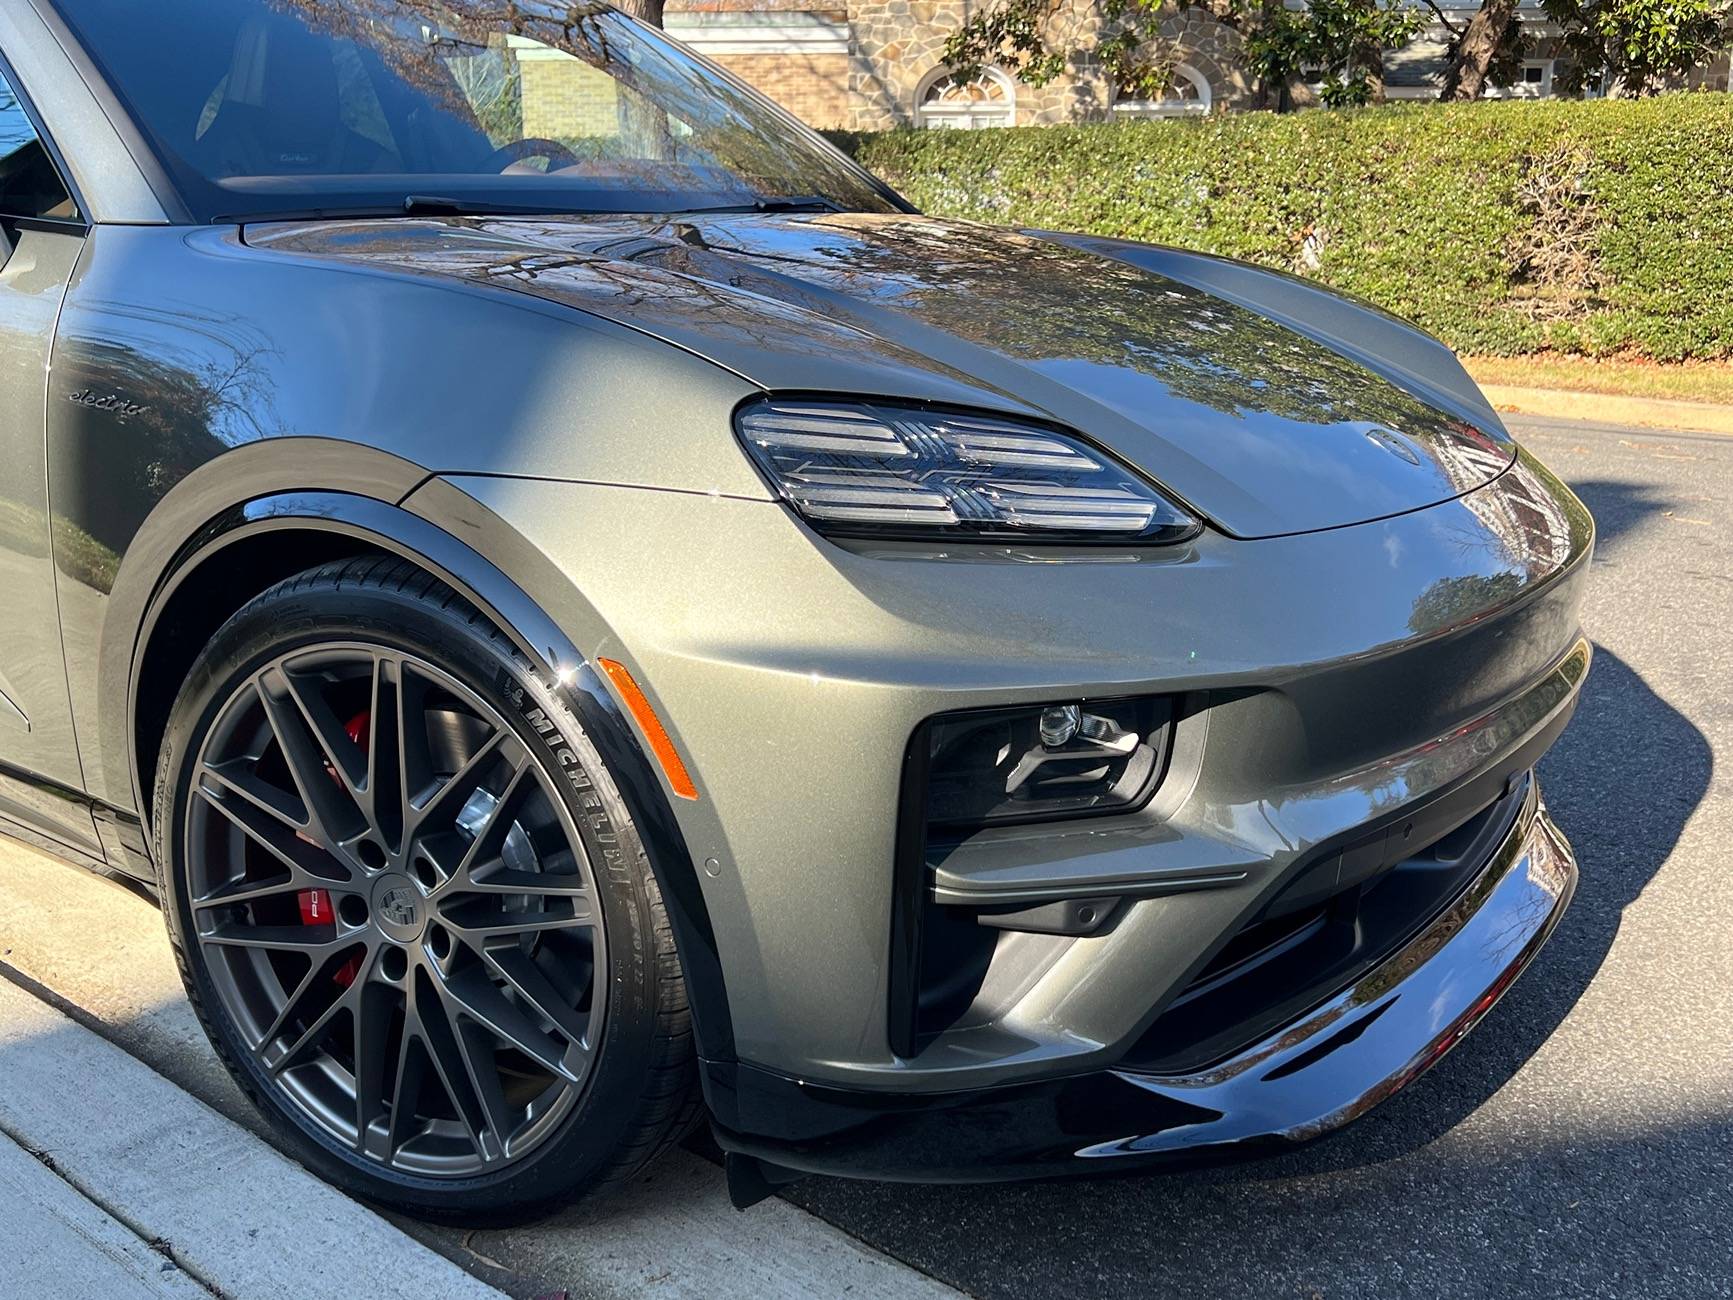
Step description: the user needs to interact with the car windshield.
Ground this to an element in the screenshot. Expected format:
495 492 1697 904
48 0 899 222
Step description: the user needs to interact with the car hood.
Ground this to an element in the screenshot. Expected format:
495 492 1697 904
247 212 1514 539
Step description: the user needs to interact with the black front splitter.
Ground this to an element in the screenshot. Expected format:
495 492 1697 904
709 794 1575 1196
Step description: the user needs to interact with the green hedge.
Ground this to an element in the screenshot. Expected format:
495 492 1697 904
829 97 1733 360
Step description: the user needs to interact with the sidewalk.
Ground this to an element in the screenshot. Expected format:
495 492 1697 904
0 972 506 1300
0 1125 209 1299
1476 383 1733 436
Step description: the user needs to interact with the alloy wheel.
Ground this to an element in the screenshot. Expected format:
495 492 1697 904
185 643 606 1178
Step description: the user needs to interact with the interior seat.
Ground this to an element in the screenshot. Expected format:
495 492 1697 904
197 17 398 178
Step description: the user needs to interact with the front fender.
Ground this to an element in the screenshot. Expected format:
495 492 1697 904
122 484 736 1063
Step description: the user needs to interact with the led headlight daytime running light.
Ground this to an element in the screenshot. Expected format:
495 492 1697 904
736 400 1199 542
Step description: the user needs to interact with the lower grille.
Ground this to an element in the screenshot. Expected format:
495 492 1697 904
1121 773 1531 1074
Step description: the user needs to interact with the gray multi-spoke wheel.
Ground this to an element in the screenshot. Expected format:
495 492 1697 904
190 644 605 1176
155 559 699 1220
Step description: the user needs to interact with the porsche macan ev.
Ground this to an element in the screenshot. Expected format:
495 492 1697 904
0 0 1591 1220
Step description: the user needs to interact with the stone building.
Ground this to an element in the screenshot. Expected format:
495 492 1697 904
660 0 1730 130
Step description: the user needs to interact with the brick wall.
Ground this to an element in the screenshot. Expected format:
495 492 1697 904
519 53 620 139
707 51 851 128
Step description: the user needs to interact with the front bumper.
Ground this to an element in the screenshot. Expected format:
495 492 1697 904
710 783 1576 1181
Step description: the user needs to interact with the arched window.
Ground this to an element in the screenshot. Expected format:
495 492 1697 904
1111 63 1212 119
915 66 1016 129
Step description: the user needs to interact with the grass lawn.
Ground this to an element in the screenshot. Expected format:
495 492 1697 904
1464 355 1733 406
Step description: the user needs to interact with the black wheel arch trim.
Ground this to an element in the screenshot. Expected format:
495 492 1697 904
97 438 431 816
124 475 736 1066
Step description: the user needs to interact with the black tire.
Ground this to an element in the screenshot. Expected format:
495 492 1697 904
152 557 700 1222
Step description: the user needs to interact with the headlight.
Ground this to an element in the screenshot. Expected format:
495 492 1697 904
735 400 1200 543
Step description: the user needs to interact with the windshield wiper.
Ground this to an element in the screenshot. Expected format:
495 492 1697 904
751 195 844 213
402 194 565 216
673 195 845 215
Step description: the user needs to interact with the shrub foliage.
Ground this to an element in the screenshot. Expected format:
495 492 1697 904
831 96 1733 359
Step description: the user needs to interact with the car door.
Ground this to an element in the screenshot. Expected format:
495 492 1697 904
0 58 97 856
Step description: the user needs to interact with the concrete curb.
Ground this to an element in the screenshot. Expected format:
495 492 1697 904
1477 383 1733 436
0 1130 212 1298
0 973 507 1300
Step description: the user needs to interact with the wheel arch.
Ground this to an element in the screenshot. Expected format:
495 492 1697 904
121 461 736 1064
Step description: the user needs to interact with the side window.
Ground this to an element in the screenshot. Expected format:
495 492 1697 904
0 68 78 221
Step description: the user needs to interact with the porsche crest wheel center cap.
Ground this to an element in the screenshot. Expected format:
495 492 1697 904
371 874 425 942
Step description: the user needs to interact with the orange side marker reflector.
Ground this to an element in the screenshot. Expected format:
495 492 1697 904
597 658 699 801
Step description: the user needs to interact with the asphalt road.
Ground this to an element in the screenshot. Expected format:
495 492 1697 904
780 414 1733 1299
0 414 1726 1299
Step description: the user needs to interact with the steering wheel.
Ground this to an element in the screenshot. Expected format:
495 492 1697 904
487 137 584 173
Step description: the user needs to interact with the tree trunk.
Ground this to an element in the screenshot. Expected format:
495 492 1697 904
1358 44 1386 103
611 0 666 28
1247 8 1281 110
1284 74 1319 110
1347 0 1385 104
1440 0 1518 99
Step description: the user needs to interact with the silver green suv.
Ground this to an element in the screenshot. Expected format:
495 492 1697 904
0 0 1590 1220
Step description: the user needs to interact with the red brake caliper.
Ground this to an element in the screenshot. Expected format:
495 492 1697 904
297 709 371 989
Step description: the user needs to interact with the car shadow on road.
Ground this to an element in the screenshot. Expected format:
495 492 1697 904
1563 476 1679 555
